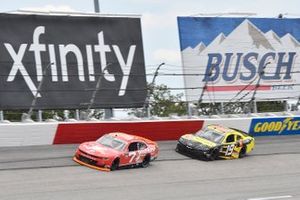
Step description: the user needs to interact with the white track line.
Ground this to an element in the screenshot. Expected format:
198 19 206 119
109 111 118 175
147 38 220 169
248 195 293 200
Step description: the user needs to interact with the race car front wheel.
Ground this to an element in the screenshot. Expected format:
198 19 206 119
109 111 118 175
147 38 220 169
110 158 119 171
208 149 218 161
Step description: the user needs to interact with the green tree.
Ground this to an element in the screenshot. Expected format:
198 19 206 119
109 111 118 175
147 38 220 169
150 84 187 117
129 84 187 117
257 101 285 112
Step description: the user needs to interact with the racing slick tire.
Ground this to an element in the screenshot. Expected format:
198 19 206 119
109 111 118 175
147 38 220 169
208 149 218 161
141 155 151 168
110 158 120 171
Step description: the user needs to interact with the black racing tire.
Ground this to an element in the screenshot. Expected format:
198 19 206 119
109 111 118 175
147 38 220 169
208 149 218 161
141 155 151 168
239 146 247 158
175 144 180 152
110 158 119 171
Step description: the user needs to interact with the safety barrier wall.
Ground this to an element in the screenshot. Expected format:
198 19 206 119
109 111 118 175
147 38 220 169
0 116 299 147
53 120 204 144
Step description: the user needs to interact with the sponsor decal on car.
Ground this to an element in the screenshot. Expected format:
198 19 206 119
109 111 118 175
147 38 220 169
249 117 300 136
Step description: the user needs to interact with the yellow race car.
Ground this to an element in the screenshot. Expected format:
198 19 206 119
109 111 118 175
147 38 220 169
176 124 255 160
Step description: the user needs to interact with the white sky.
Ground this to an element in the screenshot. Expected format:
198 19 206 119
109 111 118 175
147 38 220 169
1 0 300 90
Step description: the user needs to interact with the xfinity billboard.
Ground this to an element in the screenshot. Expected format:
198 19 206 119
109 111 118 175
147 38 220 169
0 13 147 109
178 17 300 103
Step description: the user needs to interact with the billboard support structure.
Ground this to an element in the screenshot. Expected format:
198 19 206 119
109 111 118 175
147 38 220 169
198 66 215 105
248 62 269 113
22 62 53 121
0 110 3 122
87 63 112 120
144 62 165 118
37 110 43 122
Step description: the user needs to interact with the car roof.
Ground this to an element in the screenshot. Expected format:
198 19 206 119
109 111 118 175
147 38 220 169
206 124 240 136
107 132 141 142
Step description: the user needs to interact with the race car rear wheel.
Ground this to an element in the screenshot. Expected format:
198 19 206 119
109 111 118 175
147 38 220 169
141 155 150 168
110 158 119 171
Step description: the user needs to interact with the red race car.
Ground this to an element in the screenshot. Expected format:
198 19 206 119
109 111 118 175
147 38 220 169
73 132 159 171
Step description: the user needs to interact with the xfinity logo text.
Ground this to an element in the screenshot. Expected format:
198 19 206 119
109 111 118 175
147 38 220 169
5 26 136 97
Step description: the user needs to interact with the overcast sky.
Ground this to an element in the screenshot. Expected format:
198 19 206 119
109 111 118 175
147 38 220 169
1 0 300 88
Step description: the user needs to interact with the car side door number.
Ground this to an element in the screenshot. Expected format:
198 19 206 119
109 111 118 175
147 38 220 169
128 151 141 163
225 144 235 156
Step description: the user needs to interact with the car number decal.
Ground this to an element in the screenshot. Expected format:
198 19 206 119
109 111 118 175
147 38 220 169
225 144 235 156
128 152 141 163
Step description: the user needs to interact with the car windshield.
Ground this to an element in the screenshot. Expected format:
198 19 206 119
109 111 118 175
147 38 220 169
96 134 126 151
195 129 224 144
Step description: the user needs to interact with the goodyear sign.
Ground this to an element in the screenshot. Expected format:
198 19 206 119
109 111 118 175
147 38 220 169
249 117 300 136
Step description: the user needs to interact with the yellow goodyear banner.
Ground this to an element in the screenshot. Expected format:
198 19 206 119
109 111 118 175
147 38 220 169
249 117 300 136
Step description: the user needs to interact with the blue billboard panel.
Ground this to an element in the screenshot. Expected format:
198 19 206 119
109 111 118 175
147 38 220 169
249 117 300 136
178 17 300 103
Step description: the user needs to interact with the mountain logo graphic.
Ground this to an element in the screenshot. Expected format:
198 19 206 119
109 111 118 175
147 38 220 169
184 19 300 54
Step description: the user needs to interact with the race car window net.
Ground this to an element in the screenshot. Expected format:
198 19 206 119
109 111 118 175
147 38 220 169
96 135 126 151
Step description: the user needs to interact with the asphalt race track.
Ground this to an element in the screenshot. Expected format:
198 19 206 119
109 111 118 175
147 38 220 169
1 136 300 200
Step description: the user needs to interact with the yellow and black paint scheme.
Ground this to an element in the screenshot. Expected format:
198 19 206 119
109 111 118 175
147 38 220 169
176 124 255 160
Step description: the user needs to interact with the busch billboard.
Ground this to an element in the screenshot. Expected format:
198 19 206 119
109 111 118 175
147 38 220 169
0 13 147 109
178 17 300 103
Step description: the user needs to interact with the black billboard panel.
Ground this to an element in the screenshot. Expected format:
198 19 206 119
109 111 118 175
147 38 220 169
0 13 147 109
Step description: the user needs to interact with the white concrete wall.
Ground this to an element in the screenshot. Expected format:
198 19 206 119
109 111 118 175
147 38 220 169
0 123 58 146
203 118 252 132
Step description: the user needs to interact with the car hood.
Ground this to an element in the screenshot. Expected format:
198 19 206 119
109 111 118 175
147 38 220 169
181 134 217 148
79 141 119 157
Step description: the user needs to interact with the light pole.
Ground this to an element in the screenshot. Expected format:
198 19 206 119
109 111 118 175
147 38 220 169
93 0 114 119
145 62 165 118
94 0 100 13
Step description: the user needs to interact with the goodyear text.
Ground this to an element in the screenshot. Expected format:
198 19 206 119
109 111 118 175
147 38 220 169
249 117 300 136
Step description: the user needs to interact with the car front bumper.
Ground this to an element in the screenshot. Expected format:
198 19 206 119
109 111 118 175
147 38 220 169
176 142 212 160
73 156 111 172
